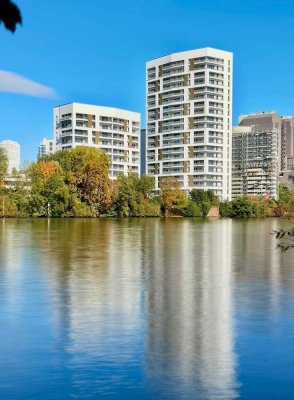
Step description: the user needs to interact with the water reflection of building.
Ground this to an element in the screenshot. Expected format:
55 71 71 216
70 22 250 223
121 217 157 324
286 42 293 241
0 219 34 303
2 218 290 399
144 219 239 399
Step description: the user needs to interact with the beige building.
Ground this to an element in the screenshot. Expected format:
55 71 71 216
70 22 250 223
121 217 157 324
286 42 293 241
232 126 279 198
146 47 233 200
281 116 294 171
239 111 294 172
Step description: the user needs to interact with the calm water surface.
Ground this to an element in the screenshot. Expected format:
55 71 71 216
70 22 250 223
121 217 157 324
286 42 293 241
0 218 294 399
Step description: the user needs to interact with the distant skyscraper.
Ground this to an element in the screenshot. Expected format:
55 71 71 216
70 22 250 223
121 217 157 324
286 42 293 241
0 140 20 174
232 126 279 198
140 129 146 175
146 47 233 200
38 138 54 159
53 103 140 178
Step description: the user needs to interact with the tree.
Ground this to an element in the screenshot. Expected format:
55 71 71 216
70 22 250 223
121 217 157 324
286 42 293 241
0 147 8 186
231 196 254 218
276 183 294 216
219 200 233 218
160 177 188 216
49 147 112 216
189 189 218 217
190 189 207 203
27 160 73 217
183 200 202 217
200 201 211 217
134 175 155 199
0 0 22 32
38 160 60 183
114 174 159 217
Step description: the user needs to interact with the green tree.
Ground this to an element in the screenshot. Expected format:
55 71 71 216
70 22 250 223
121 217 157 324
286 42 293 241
279 184 294 203
231 196 254 218
275 184 294 216
49 147 112 216
27 160 74 217
189 189 218 217
190 189 207 203
160 177 188 216
0 148 8 186
184 200 202 217
200 201 211 217
219 200 233 217
250 196 275 218
114 174 158 217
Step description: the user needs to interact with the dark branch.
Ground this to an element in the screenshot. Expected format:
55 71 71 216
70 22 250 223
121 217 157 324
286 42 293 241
0 0 22 33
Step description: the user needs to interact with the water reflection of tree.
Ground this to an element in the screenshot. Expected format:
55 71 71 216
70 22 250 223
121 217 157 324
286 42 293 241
34 219 145 398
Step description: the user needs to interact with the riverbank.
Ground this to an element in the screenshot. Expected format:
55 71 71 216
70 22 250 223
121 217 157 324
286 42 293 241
1 147 294 218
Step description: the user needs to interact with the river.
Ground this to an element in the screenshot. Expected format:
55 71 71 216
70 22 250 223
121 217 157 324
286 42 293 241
0 218 293 399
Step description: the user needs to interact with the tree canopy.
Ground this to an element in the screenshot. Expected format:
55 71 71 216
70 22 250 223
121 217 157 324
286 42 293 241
0 0 22 32
0 147 8 186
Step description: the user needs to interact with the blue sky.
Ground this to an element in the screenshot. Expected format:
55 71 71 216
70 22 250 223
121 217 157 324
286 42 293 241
0 0 294 163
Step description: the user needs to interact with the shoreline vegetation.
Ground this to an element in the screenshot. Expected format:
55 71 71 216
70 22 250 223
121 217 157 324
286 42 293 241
1 147 294 219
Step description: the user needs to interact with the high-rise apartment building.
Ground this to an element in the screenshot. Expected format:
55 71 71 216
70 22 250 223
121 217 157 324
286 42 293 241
53 103 140 178
232 126 279 198
38 138 54 159
140 129 146 175
239 111 294 172
0 140 20 174
146 47 233 200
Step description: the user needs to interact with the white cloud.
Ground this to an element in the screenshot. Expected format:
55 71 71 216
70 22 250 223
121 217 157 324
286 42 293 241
0 70 57 99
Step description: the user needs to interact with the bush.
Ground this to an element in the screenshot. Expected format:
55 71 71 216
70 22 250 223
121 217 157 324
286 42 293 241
150 195 161 204
0 196 19 217
277 184 294 215
231 196 254 218
200 201 211 217
251 196 275 218
72 199 96 217
190 189 207 203
135 200 161 217
219 200 233 217
170 192 189 216
184 201 202 217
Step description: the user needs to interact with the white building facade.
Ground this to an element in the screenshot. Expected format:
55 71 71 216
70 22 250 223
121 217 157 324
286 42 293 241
53 103 140 178
146 47 233 200
0 140 20 174
38 138 55 159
